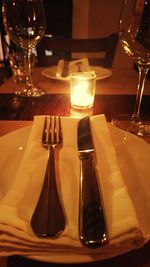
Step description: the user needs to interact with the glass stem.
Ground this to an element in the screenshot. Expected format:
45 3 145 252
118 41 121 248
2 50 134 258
132 65 148 122
25 49 33 90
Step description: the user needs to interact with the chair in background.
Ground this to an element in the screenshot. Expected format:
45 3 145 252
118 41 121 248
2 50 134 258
36 33 118 68
42 0 72 38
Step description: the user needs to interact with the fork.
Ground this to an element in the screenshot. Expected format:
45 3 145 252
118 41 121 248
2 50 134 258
31 116 66 237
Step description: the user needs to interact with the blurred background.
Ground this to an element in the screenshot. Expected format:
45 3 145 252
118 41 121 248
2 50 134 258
0 0 143 84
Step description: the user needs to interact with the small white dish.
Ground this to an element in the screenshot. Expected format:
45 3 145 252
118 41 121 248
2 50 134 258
42 65 112 81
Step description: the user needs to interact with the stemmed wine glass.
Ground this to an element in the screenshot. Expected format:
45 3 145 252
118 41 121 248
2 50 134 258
112 0 150 136
2 0 46 97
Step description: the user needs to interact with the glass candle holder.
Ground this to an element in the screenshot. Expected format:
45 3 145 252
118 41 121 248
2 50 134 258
70 72 96 109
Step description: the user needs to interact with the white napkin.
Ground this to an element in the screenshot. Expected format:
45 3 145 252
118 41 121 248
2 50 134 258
56 58 95 79
0 115 149 261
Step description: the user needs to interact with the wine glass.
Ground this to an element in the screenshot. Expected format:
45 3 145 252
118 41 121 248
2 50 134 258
112 0 150 136
2 0 46 97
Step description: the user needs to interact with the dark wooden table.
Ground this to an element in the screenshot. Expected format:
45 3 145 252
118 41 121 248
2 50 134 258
0 93 150 122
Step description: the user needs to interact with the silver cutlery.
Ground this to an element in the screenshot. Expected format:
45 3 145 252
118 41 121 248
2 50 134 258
77 116 108 248
31 116 66 237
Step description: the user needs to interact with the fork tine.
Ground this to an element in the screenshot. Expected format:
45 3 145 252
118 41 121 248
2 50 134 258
56 116 60 143
42 116 50 145
42 116 47 144
54 116 57 143
51 116 56 144
49 116 52 143
53 116 62 144
58 116 63 144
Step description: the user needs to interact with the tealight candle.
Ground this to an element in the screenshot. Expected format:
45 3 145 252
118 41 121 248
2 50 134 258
70 72 96 109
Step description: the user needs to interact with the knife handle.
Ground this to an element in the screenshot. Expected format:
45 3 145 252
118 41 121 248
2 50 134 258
79 152 108 248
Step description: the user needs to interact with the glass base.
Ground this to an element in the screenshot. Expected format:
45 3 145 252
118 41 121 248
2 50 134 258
15 86 45 97
111 114 150 136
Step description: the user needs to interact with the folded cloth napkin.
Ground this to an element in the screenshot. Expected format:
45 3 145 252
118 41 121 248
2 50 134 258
0 115 149 262
56 58 95 79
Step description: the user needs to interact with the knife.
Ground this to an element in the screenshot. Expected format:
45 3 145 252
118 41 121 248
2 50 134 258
77 116 108 248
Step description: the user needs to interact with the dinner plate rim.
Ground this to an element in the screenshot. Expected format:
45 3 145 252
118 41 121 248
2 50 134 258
41 65 112 81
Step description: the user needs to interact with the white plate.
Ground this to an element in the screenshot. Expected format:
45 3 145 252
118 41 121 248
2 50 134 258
0 125 149 263
42 65 112 81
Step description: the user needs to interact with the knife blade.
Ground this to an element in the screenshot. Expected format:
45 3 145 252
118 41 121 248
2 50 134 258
77 116 108 248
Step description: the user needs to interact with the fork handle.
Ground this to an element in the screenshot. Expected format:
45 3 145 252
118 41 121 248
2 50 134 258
47 145 66 236
31 146 66 237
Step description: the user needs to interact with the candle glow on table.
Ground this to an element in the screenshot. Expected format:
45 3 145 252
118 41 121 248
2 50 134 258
70 72 96 109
